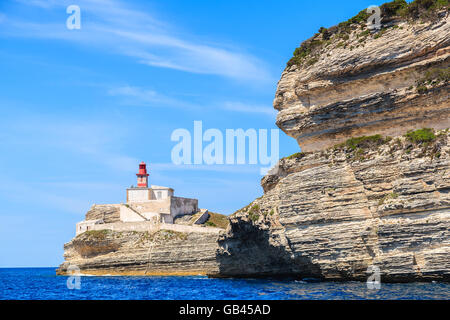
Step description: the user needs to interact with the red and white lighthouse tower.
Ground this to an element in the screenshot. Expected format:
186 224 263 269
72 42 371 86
136 161 149 188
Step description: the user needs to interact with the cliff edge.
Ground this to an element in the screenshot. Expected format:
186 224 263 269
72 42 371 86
214 129 450 281
57 206 227 276
275 0 449 151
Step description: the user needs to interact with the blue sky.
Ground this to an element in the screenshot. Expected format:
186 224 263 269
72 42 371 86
0 0 385 267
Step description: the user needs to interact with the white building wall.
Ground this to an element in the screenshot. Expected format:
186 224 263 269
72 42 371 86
76 219 104 235
77 221 223 235
120 204 169 223
120 205 147 222
170 197 198 219
122 186 198 224
141 212 161 223
127 189 150 202
151 188 173 200
161 214 173 224
194 210 210 225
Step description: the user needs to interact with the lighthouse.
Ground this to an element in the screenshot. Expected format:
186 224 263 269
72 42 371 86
136 161 149 188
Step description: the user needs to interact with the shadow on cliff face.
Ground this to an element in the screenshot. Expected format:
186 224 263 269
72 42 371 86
212 216 323 279
72 239 120 258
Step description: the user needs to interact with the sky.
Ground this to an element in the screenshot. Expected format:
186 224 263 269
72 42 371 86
0 0 387 267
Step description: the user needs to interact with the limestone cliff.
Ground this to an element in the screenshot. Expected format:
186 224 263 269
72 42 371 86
85 205 120 223
275 2 449 152
214 130 450 281
57 205 225 276
213 1 449 282
57 229 220 276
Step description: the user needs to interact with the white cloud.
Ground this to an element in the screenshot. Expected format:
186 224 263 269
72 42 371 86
3 0 272 82
107 85 198 110
1 115 139 173
107 85 277 117
151 162 262 174
13 0 58 9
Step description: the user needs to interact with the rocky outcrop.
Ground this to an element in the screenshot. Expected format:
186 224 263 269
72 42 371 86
214 130 450 281
214 6 449 282
275 8 449 152
214 5 449 281
58 204 226 276
57 229 221 276
85 204 120 224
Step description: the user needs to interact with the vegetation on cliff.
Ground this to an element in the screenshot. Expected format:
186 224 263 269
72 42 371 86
335 134 391 151
219 127 450 281
281 128 448 163
81 229 111 241
405 128 436 143
205 212 229 229
230 200 276 224
216 1 450 281
336 129 447 160
287 0 449 67
416 67 450 93
70 229 194 259
59 228 221 276
286 152 307 160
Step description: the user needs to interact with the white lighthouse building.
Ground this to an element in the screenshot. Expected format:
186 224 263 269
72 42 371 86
123 162 198 224
76 162 204 235
126 162 174 202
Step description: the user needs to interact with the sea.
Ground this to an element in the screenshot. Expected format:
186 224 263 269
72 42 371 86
0 268 449 300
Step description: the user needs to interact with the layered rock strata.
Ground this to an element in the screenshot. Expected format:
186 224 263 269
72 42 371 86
214 6 449 282
214 131 450 281
57 205 224 276
275 12 449 152
57 229 221 276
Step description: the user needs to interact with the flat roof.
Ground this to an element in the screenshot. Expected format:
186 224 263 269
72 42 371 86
150 185 174 191
126 186 174 191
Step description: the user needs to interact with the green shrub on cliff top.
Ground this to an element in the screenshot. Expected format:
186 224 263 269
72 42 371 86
380 0 409 17
405 128 436 144
338 8 370 30
287 39 323 67
331 134 391 161
406 0 449 18
83 230 109 240
206 212 229 229
339 134 390 150
205 221 217 227
286 0 449 68
286 152 304 160
248 204 261 222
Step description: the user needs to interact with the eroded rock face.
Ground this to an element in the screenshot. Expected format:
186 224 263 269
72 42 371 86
57 229 220 276
85 205 120 224
214 131 450 281
58 202 226 275
275 14 450 152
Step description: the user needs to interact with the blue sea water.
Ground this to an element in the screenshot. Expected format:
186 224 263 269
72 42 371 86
0 268 448 300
